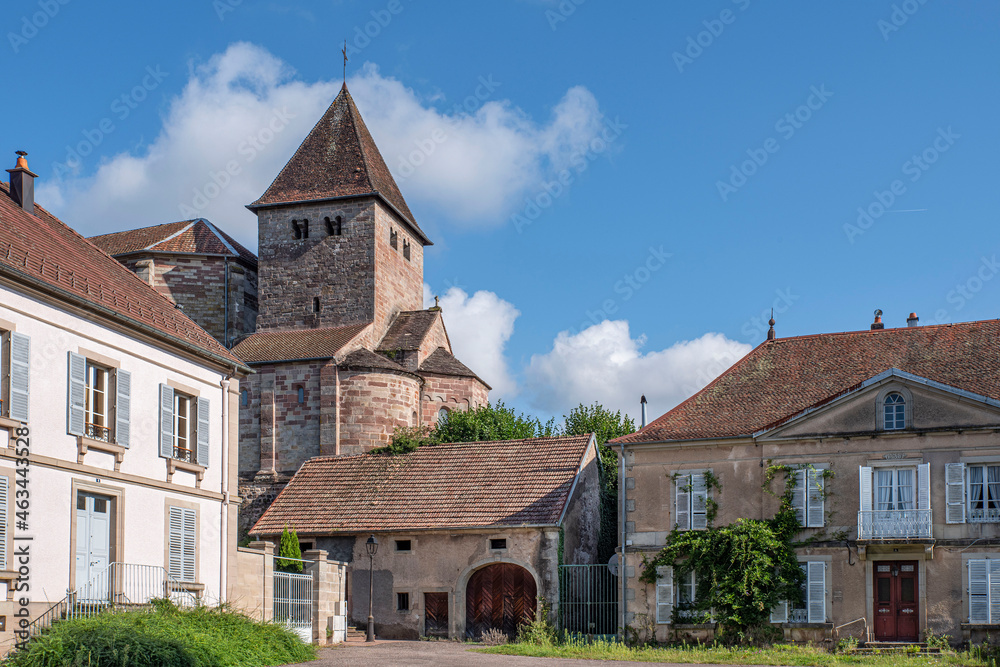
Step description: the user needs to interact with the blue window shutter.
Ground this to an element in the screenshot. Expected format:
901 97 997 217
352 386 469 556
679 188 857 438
806 467 825 528
197 397 210 467
8 333 29 422
168 506 184 580
67 352 86 436
159 385 174 458
0 476 8 570
115 370 131 448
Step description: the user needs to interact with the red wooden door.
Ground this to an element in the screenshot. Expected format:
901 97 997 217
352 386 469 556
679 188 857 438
465 563 536 639
874 561 918 641
425 592 449 637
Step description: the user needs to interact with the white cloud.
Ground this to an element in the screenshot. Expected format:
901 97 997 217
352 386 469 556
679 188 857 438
424 285 520 397
525 320 752 422
38 43 605 248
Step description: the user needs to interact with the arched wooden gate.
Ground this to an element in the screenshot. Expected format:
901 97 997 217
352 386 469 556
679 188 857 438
465 563 537 639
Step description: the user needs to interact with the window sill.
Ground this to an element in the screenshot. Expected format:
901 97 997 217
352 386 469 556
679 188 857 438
0 417 22 432
672 623 716 629
0 570 20 582
778 622 832 628
166 458 205 487
170 581 205 596
77 436 125 471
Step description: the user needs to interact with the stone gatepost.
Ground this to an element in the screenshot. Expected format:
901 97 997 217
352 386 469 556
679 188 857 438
247 541 276 622
303 549 348 644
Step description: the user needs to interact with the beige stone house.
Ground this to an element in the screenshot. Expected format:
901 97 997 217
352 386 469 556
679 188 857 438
250 434 601 640
615 315 1000 644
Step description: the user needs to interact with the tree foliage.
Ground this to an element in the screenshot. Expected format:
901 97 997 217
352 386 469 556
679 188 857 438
277 525 303 573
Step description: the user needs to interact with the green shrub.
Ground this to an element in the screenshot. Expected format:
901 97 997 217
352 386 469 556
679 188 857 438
6 604 315 667
277 525 303 573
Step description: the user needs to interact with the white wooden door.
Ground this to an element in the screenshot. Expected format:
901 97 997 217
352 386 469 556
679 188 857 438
75 493 111 600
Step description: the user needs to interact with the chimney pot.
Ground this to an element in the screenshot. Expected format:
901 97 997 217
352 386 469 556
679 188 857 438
907 312 919 327
6 151 37 215
871 308 884 330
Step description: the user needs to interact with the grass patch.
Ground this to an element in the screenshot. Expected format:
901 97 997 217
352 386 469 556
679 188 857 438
478 637 992 666
5 602 316 667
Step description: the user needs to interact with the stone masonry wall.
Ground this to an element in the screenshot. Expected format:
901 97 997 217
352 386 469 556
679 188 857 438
420 374 489 427
373 204 424 342
338 370 420 455
255 199 376 332
417 313 451 364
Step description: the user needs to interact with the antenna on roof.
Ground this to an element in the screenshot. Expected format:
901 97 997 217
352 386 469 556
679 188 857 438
342 40 348 88
766 308 776 341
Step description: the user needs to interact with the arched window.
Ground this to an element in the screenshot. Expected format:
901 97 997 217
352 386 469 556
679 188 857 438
297 386 305 404
325 216 342 236
390 229 398 249
437 407 449 425
403 240 411 261
884 392 905 430
313 297 320 313
412 411 418 427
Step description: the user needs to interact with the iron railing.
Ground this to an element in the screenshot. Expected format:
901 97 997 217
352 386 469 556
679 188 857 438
173 446 195 462
969 507 1000 523
558 564 617 637
857 509 932 539
274 569 313 642
85 422 110 442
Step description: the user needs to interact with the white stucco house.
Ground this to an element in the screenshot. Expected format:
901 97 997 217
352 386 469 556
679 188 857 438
0 153 249 650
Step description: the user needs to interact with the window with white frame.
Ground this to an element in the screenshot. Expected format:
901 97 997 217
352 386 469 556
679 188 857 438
1 331 30 422
946 462 1000 524
883 392 906 430
968 559 1000 624
876 468 915 511
68 352 130 447
770 561 826 624
159 385 210 467
167 505 196 583
859 464 931 538
655 567 710 624
674 470 710 531
790 465 826 528
655 566 673 624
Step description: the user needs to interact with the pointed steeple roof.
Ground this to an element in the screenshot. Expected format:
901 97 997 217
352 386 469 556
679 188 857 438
249 85 431 245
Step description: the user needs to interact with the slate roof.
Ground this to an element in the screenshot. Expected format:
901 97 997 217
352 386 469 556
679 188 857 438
89 218 257 266
250 434 594 535
0 181 245 371
616 320 1000 444
249 85 431 246
231 323 369 363
419 347 490 389
377 310 440 352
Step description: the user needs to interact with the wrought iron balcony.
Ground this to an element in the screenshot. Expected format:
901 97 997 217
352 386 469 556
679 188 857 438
969 507 1000 523
173 446 194 463
85 422 111 442
789 608 808 623
857 509 932 539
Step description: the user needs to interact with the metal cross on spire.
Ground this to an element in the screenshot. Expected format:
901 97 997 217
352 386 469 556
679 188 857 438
342 40 348 85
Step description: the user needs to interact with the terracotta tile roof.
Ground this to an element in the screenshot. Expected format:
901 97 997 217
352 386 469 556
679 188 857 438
377 310 439 352
231 323 369 363
419 347 490 389
249 85 431 245
339 347 410 373
89 218 257 266
250 434 594 535
616 320 1000 444
0 181 245 371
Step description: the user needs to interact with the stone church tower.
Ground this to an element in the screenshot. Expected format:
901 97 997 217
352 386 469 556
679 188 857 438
232 85 490 533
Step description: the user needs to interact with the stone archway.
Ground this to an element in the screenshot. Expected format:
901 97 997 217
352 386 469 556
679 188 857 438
465 562 537 639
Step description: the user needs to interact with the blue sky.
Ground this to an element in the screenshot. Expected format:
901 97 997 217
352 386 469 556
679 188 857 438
4 0 999 423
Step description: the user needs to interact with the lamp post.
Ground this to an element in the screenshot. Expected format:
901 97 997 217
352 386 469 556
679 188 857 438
366 535 378 642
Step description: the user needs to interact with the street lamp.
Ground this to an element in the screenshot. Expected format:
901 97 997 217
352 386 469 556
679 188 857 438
366 535 378 642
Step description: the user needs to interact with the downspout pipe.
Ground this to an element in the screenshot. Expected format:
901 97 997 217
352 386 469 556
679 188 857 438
220 373 232 602
620 437 627 637
223 258 230 348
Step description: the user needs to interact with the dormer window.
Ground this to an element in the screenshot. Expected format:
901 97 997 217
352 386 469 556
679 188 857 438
390 229 398 249
884 393 905 430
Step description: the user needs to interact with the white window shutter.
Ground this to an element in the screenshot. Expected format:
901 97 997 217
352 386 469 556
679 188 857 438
917 462 931 511
859 467 873 513
691 472 708 530
656 566 674 624
0 476 8 570
182 508 197 582
675 475 690 531
970 559 989 623
159 384 174 458
946 462 966 524
770 599 788 624
168 506 184 580
115 370 131 448
8 333 29 422
196 397 210 467
807 468 825 528
990 561 1000 624
67 352 86 436
791 469 806 525
807 561 826 623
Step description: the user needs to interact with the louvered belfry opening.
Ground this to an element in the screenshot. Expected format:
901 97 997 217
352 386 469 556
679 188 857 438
465 563 536 640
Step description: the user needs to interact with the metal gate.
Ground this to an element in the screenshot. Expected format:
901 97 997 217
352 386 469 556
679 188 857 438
274 570 313 642
559 564 617 637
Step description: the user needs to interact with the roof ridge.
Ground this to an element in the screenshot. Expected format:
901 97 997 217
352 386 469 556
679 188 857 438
147 220 197 250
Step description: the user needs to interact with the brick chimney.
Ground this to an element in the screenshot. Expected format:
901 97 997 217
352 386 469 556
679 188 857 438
907 312 919 327
7 151 36 215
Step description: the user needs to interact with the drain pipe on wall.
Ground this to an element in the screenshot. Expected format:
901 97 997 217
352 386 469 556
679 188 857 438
220 373 233 602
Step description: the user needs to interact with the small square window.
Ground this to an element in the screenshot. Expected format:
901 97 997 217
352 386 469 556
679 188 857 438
395 539 412 552
396 592 409 611
490 538 507 550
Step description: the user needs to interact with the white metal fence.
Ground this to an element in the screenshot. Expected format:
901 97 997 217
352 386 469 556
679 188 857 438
857 509 932 539
274 569 313 642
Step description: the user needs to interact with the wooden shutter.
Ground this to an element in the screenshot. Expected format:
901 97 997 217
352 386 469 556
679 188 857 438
675 475 690 531
990 560 1000 625
946 462 966 524
656 566 674 624
196 397 210 467
970 559 988 623
770 599 788 624
859 467 873 513
691 472 708 530
159 385 174 458
67 352 86 436
115 370 131 448
806 467 825 528
182 508 196 582
8 333 29 422
791 468 806 525
917 462 931 511
807 561 825 623
0 476 8 570
168 506 184 580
